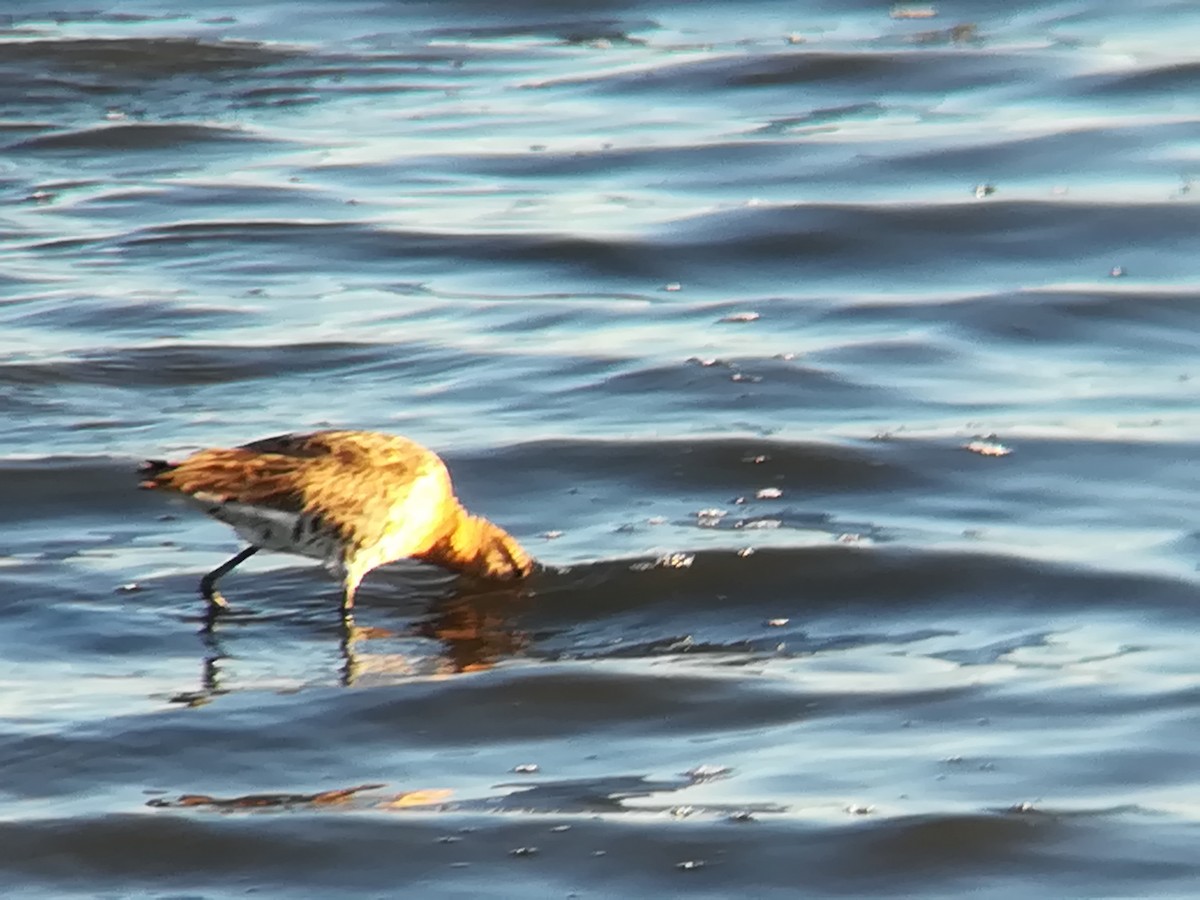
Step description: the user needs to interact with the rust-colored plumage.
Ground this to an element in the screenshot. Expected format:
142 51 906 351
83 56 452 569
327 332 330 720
139 430 534 624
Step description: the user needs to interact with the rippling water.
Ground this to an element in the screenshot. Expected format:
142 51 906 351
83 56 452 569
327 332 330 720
3 1 1200 896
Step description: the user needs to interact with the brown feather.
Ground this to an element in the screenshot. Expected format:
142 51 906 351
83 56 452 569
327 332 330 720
141 430 534 598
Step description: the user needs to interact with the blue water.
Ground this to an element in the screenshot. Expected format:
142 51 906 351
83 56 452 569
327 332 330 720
2 1 1200 897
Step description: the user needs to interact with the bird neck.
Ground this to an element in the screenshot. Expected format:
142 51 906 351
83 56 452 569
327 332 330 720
421 504 534 580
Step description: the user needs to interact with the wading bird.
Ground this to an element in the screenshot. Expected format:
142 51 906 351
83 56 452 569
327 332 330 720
139 430 534 626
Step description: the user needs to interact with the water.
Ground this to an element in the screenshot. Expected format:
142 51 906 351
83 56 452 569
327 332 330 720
2 1 1200 896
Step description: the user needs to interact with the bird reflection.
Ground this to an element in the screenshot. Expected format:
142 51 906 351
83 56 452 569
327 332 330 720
411 583 533 673
180 582 534 704
339 583 534 685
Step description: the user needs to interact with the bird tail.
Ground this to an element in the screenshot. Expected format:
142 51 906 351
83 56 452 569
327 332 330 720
137 458 175 489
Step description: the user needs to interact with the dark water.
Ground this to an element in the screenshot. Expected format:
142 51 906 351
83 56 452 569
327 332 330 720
3 1 1200 896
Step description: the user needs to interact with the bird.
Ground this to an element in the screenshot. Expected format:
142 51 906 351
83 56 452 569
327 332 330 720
138 430 535 625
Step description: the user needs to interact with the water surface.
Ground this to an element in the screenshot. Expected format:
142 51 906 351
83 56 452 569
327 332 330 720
2 1 1199 897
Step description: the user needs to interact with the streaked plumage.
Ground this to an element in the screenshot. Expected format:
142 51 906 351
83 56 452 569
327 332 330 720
139 430 534 624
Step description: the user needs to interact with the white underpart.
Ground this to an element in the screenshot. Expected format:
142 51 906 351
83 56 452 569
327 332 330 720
188 494 343 569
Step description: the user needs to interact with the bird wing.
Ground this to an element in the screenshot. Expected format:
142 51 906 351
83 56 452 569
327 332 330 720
142 431 448 546
238 431 338 458
145 446 310 512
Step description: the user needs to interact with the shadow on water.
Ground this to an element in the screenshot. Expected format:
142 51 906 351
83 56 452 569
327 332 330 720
144 767 779 818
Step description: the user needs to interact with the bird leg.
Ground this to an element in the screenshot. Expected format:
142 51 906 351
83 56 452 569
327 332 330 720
199 545 259 627
339 567 362 624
